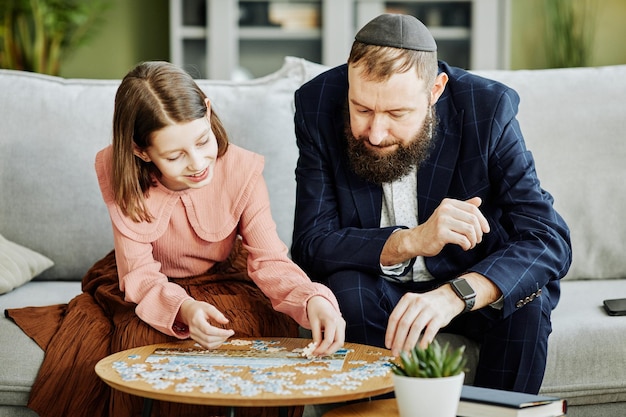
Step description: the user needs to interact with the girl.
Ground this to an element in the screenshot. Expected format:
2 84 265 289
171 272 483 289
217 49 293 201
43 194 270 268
8 61 345 417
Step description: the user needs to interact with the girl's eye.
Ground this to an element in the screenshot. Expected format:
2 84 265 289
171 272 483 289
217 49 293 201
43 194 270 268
166 155 181 161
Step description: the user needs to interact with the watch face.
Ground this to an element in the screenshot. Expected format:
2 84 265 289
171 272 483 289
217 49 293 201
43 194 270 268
453 279 475 299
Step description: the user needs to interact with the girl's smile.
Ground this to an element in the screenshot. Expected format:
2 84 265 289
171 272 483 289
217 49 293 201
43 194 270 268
186 167 210 183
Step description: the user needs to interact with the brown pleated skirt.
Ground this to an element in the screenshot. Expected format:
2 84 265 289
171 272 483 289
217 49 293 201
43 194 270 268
6 243 301 417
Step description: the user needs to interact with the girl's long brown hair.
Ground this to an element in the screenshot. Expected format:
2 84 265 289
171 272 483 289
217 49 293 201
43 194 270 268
112 61 229 223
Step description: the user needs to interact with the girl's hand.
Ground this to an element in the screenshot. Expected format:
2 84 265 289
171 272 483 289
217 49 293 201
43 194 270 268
306 296 346 357
179 299 235 349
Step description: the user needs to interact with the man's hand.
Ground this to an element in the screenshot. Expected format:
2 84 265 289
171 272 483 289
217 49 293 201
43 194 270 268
385 272 502 356
384 285 464 356
417 196 490 254
178 299 235 349
306 295 346 357
381 197 490 266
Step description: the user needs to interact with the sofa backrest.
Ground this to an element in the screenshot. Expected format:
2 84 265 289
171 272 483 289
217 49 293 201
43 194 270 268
1 59 625 282
0 57 326 280
474 65 626 280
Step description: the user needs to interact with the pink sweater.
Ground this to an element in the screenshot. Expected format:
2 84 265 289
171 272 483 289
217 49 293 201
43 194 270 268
95 145 339 337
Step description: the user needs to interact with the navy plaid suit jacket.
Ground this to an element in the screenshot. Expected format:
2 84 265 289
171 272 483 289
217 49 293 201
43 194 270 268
291 62 572 320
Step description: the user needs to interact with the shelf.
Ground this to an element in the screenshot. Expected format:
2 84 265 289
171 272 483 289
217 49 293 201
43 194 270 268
180 26 207 38
170 0 509 80
239 27 321 40
179 26 320 41
428 26 470 40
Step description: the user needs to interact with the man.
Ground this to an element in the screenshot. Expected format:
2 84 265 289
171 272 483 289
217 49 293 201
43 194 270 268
291 13 571 394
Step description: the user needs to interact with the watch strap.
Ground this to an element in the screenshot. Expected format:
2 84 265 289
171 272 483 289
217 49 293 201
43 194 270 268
462 292 475 313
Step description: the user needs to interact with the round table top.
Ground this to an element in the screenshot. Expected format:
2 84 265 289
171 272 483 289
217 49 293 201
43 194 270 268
95 337 394 407
323 399 397 417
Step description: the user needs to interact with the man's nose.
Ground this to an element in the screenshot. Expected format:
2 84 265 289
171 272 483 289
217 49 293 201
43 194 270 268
368 115 388 146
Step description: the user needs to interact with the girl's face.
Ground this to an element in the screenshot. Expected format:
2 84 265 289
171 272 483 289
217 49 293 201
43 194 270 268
134 106 218 191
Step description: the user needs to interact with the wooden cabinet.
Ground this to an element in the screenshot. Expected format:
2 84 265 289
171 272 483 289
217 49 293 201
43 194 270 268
169 0 509 80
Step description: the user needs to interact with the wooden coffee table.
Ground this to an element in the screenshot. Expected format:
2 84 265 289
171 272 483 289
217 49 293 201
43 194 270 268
95 337 394 416
323 398 397 416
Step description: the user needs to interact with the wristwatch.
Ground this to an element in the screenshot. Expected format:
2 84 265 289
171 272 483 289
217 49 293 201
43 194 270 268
449 278 476 314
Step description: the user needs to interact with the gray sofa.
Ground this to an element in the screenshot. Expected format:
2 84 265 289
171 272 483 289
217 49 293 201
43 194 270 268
1 58 625 417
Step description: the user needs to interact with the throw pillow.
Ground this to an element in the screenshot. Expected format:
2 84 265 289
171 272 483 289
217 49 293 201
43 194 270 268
0 234 54 294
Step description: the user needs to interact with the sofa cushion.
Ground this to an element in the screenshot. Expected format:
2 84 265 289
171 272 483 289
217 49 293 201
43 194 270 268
474 65 626 281
0 281 81 406
0 281 81 407
0 281 82 311
0 318 42 407
540 280 626 405
0 234 54 294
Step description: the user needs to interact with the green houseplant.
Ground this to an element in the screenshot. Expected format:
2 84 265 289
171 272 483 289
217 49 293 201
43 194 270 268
390 340 467 417
0 0 110 75
544 0 597 68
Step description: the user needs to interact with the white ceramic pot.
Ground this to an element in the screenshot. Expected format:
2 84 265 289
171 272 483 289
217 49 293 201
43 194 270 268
393 372 464 417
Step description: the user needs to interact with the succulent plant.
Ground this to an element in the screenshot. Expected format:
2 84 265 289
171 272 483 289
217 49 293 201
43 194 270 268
390 339 467 378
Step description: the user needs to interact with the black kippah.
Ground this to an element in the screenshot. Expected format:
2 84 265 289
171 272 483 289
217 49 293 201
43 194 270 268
355 13 437 52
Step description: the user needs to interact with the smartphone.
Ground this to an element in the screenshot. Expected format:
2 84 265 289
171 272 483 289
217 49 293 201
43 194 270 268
603 298 626 316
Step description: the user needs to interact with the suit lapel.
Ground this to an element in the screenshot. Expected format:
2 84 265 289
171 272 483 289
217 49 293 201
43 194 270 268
417 106 464 223
347 169 383 229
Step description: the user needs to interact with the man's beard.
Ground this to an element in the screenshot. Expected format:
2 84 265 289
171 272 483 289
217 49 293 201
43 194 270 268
345 107 437 184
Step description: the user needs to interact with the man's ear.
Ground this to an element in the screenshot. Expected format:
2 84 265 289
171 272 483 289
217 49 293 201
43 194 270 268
429 72 449 105
133 144 151 162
